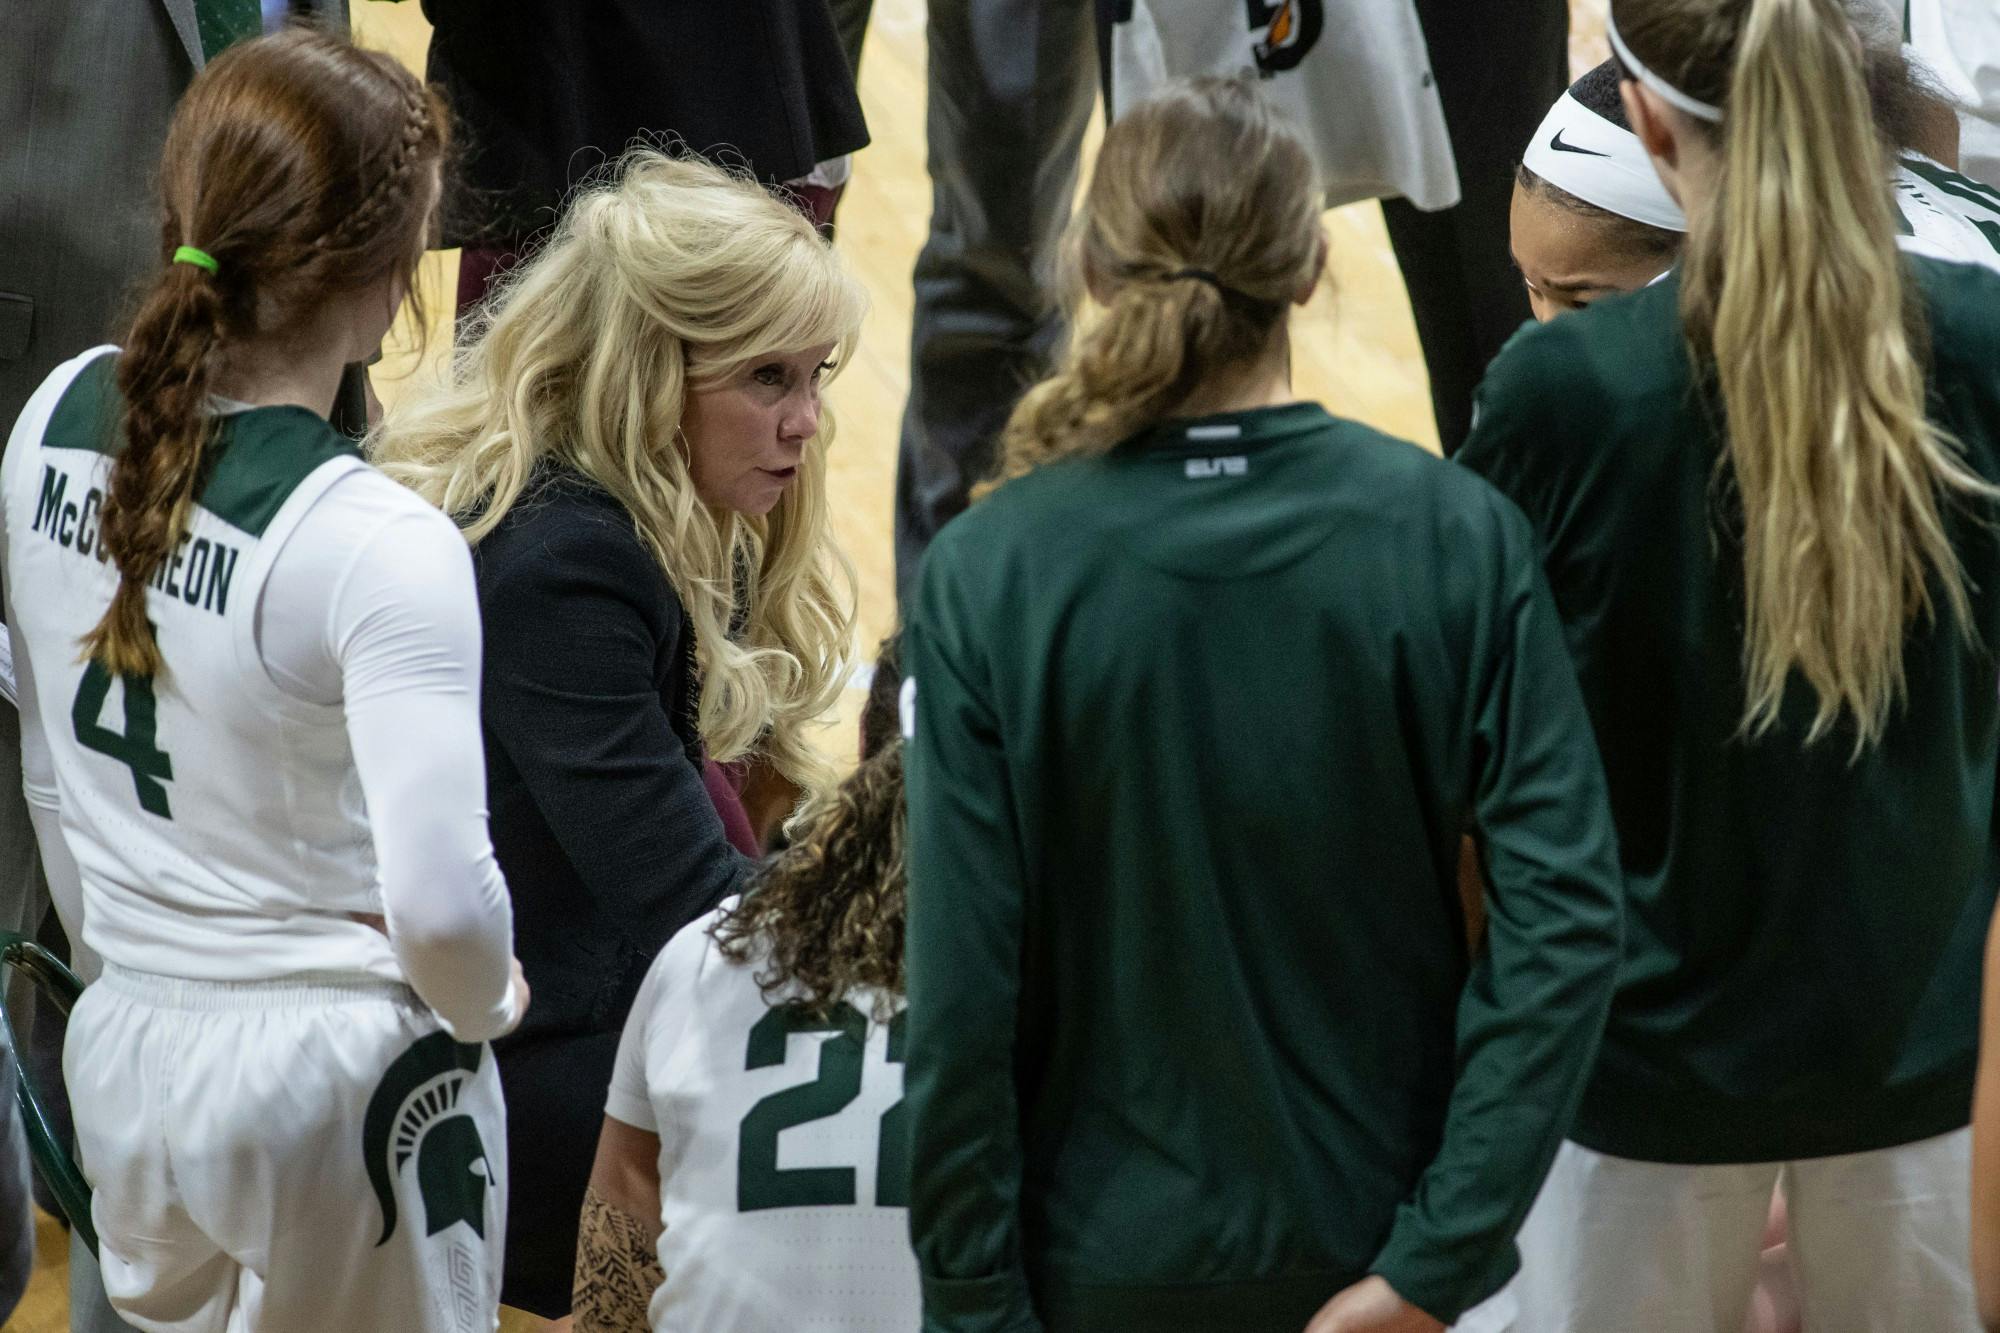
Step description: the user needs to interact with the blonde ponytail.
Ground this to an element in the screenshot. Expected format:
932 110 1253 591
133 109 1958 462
1623 0 1995 750
986 78 1323 491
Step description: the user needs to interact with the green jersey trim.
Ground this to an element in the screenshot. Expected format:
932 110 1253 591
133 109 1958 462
1899 155 2000 257
1900 156 2000 214
41 352 361 539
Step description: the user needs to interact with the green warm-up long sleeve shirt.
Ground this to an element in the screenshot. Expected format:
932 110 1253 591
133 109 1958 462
1460 259 2000 1165
902 403 1626 1331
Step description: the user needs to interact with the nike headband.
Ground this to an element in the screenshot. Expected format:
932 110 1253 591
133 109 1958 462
1522 90 1689 232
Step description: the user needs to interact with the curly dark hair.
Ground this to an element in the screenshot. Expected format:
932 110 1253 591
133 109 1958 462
711 636 905 1019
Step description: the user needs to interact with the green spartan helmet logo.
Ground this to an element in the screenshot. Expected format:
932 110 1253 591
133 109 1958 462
363 1032 493 1246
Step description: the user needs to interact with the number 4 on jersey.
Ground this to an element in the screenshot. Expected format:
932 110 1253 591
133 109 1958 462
71 661 174 819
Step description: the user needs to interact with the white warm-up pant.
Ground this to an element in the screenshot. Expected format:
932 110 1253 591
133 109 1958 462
65 966 508 1333
1465 1132 1978 1333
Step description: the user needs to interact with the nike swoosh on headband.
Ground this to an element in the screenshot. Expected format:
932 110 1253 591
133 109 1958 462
1551 129 1611 158
1521 88 1690 231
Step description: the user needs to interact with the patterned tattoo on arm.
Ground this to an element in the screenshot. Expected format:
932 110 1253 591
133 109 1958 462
573 1184 664 1333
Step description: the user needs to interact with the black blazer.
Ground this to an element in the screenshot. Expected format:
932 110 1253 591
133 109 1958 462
421 0 870 243
475 468 751 1043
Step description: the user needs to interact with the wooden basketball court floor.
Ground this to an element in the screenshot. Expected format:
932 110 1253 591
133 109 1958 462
6 0 1607 1327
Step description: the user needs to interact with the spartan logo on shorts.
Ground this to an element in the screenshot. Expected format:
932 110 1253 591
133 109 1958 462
1246 0 1322 73
362 1032 493 1246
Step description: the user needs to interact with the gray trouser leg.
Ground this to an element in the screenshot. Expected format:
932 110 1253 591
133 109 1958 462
0 700 69 1225
893 0 1098 601
0 702 39 1321
0 702 49 1029
0 1023 31 1325
0 708 110 1330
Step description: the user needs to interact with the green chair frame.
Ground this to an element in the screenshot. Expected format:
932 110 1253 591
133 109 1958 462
0 928 95 1255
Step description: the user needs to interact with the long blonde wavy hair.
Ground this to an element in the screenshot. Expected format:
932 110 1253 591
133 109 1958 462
370 151 864 794
1617 0 1995 751
987 77 1324 487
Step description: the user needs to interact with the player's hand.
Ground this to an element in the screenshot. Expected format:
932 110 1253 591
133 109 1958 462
1302 1277 1445 1333
502 956 532 1034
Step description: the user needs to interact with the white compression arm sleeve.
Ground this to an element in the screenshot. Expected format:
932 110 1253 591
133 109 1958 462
262 469 518 1042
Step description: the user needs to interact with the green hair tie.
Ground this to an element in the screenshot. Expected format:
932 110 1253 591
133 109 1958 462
172 245 219 275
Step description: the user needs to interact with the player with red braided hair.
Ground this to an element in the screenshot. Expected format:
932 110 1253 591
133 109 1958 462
0 29 527 1331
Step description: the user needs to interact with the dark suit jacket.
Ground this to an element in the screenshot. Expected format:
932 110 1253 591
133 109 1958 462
474 467 751 1044
420 0 870 243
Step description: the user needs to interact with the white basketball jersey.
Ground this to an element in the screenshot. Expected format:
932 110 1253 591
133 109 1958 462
1905 0 2000 188
606 903 918 1333
1108 0 1460 211
1895 154 2000 271
0 347 400 984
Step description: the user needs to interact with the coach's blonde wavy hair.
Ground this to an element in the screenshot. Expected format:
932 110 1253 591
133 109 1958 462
370 151 863 794
1618 0 1996 751
986 77 1324 488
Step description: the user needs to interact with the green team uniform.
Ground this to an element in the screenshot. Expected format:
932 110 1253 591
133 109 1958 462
902 403 1626 1330
1459 256 2000 1165
1895 153 2000 270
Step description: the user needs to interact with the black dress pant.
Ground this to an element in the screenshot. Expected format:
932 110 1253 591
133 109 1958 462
1385 0 1569 455
495 1027 623 1318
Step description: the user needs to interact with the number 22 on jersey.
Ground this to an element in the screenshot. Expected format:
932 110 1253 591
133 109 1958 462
71 661 174 819
738 1004 907 1212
